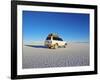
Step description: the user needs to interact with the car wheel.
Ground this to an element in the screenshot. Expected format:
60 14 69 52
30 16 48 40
64 43 67 48
48 47 51 49
54 44 58 49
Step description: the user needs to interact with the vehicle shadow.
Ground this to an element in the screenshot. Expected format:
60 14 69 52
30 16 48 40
25 45 47 49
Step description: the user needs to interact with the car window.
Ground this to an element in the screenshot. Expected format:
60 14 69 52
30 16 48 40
53 37 63 41
46 37 51 40
53 37 58 40
58 38 63 41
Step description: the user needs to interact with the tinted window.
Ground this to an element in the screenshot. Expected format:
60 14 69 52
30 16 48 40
53 37 58 40
46 37 51 40
53 37 63 41
58 38 63 41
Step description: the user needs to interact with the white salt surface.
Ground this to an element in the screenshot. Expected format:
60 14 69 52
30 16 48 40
22 43 89 68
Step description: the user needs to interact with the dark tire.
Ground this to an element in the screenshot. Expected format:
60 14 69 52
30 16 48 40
64 43 67 48
48 47 51 49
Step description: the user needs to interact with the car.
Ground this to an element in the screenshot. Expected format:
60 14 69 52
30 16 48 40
44 33 67 49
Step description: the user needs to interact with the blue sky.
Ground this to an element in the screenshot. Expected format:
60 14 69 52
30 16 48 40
22 11 89 43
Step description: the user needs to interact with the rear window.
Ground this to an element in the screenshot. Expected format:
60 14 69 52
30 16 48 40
46 37 51 40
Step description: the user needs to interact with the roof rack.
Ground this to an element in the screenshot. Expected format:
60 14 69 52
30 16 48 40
48 33 59 37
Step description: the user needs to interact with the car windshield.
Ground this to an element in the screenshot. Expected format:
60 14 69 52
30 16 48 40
46 37 51 40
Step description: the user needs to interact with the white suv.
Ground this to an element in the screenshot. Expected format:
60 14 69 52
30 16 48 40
44 34 67 49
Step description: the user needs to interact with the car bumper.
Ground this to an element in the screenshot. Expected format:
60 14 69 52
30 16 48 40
45 43 54 47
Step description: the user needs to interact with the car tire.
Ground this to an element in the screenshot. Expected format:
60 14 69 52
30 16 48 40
64 43 67 48
48 47 51 49
54 43 58 49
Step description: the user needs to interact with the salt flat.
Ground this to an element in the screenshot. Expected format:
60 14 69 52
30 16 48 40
22 43 89 69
